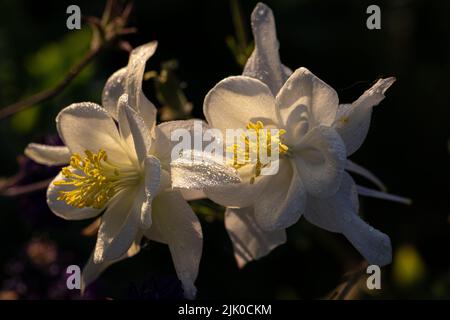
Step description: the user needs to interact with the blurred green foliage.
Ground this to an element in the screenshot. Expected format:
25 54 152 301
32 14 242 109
9 29 93 135
25 29 93 90
393 244 426 288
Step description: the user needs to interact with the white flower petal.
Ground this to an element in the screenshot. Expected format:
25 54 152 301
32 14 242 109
144 217 167 244
204 76 279 131
126 42 158 129
342 218 392 266
47 172 102 220
254 159 306 231
25 143 70 166
305 172 392 266
118 96 152 166
333 77 396 155
153 120 210 167
357 185 412 205
293 126 346 197
102 67 127 119
346 159 386 191
152 191 203 299
116 94 137 162
225 206 286 268
94 188 140 263
204 164 271 208
243 2 289 95
277 67 339 133
56 102 129 165
140 155 161 228
170 150 241 190
304 172 359 233
81 238 141 294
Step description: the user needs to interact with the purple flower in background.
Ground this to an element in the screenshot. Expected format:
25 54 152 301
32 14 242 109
0 236 102 300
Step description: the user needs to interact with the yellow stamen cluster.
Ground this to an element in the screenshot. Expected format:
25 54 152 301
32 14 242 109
229 121 289 182
53 149 136 209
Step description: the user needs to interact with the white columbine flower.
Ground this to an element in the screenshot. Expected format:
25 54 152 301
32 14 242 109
24 42 239 299
204 2 408 268
203 73 347 264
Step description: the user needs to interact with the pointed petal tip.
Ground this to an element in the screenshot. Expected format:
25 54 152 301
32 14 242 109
136 41 158 56
387 76 396 82
357 185 411 205
367 233 392 267
402 197 413 205
236 258 247 269
182 283 197 300
24 143 35 157
253 2 271 15
251 2 274 27
294 66 310 75
148 40 158 48
375 77 396 95
117 93 132 118
146 40 158 49
131 40 158 57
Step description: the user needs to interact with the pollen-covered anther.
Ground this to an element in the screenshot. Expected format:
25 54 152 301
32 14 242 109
53 149 138 209
228 121 289 182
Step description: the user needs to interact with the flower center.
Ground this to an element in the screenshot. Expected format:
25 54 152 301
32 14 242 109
229 121 289 183
53 149 139 209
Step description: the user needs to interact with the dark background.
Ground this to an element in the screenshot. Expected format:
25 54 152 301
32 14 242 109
0 0 448 299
